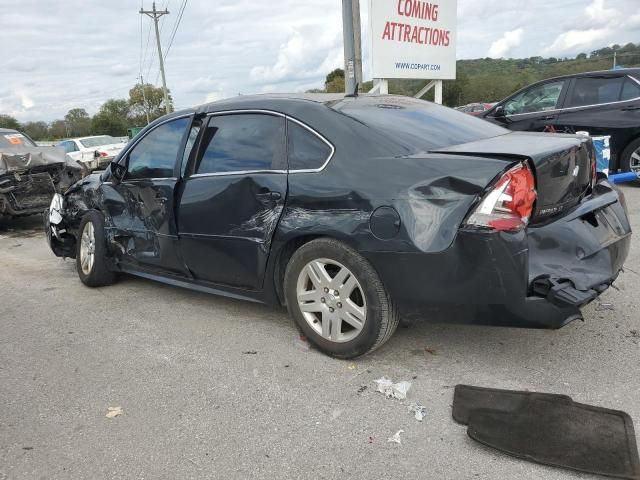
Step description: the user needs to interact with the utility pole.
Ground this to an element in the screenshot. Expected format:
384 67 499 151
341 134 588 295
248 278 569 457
139 75 151 125
140 2 171 115
351 0 363 90
342 0 359 95
613 51 617 69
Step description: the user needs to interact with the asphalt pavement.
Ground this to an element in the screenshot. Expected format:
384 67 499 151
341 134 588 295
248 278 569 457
1 184 639 480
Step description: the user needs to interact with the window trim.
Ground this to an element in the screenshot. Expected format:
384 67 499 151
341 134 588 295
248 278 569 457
286 116 335 174
501 75 640 118
188 109 336 178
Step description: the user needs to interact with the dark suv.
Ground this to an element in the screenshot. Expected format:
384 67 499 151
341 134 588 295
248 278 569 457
481 69 640 173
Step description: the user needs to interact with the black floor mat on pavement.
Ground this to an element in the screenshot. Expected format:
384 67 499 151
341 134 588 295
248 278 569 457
462 391 640 480
452 384 572 425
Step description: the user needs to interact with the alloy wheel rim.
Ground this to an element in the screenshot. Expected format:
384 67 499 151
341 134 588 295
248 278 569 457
296 258 367 343
80 222 95 275
631 148 640 172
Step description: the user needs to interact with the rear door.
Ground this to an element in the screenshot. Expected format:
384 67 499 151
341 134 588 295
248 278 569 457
177 112 287 290
486 79 569 132
556 74 640 166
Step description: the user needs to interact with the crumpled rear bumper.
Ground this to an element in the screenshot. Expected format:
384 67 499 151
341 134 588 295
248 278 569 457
364 180 631 329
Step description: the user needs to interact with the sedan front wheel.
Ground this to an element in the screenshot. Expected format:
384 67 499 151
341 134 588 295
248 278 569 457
284 238 398 359
76 211 116 288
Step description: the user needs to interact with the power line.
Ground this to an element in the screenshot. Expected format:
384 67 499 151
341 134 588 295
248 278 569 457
164 0 187 61
155 0 187 84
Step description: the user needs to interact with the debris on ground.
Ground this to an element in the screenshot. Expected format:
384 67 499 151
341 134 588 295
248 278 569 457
357 385 368 394
425 348 437 355
374 377 412 400
293 335 311 352
387 430 404 444
627 330 640 338
408 403 427 421
243 351 258 355
106 406 123 419
596 302 615 311
348 364 357 370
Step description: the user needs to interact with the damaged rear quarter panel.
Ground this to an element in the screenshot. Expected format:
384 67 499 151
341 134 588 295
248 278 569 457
279 152 513 255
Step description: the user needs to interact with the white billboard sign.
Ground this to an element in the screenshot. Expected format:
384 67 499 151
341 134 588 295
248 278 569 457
369 0 457 80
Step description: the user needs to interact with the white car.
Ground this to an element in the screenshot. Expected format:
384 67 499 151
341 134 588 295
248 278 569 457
57 136 127 171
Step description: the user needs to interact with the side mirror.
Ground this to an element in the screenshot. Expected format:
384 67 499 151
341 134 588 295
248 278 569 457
493 105 506 118
111 161 126 184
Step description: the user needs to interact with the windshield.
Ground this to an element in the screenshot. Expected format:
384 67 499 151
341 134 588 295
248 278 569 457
332 96 508 152
0 131 37 148
79 136 119 148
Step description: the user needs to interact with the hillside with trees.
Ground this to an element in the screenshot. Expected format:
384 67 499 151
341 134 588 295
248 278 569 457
313 42 640 106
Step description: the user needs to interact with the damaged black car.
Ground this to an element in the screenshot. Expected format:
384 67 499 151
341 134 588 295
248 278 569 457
45 94 632 359
0 128 84 221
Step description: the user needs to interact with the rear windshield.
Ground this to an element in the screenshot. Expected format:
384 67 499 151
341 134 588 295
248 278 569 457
0 131 37 148
332 96 508 151
79 136 119 148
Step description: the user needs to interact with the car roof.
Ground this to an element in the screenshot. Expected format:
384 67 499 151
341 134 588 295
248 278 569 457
536 68 640 84
0 128 20 134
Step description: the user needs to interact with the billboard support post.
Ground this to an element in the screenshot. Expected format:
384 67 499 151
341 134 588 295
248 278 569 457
414 79 443 104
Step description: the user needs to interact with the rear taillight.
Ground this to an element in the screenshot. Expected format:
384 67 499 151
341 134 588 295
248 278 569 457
465 163 537 232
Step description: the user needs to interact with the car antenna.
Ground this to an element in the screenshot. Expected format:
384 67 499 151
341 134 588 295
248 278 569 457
345 83 359 98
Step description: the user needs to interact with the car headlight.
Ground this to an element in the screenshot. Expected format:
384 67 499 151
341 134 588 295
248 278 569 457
49 193 64 225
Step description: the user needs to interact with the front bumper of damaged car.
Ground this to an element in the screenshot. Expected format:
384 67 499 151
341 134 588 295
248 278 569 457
364 180 631 329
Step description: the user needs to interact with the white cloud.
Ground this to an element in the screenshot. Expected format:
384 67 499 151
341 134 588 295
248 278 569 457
20 93 34 110
488 28 524 58
1 0 639 122
544 28 610 55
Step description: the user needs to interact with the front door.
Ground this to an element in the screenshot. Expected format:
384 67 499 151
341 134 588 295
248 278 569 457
177 112 287 290
103 116 191 275
487 79 568 132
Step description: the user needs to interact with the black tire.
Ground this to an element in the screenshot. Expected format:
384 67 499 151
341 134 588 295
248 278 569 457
284 238 399 359
75 211 116 288
620 137 640 174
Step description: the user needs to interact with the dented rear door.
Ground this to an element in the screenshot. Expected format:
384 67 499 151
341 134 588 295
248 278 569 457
177 112 287 290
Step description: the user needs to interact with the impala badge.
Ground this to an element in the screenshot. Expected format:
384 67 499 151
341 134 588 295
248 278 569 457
572 165 580 177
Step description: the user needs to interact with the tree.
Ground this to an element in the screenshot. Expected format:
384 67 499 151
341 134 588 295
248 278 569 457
0 114 21 130
49 120 69 139
64 108 91 137
22 121 49 141
91 99 129 136
324 68 346 93
576 53 587 60
129 83 172 125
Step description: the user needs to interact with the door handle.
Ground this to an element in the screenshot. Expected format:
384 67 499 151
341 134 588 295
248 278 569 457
541 115 555 120
621 105 640 111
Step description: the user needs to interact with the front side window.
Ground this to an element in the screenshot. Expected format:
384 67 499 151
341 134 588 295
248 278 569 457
567 76 625 107
503 80 565 115
196 114 285 175
287 121 332 171
126 117 190 180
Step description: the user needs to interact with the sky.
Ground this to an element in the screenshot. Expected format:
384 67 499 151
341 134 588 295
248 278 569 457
1 0 639 122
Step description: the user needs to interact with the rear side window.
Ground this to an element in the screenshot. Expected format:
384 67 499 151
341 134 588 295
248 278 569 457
287 121 332 171
567 77 625 107
621 78 640 101
127 117 190 180
196 114 285 175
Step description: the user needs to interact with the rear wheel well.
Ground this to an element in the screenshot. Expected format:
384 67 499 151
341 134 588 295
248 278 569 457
619 135 640 172
274 235 327 305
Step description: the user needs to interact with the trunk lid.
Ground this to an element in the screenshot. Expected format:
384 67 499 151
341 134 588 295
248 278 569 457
434 131 594 221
